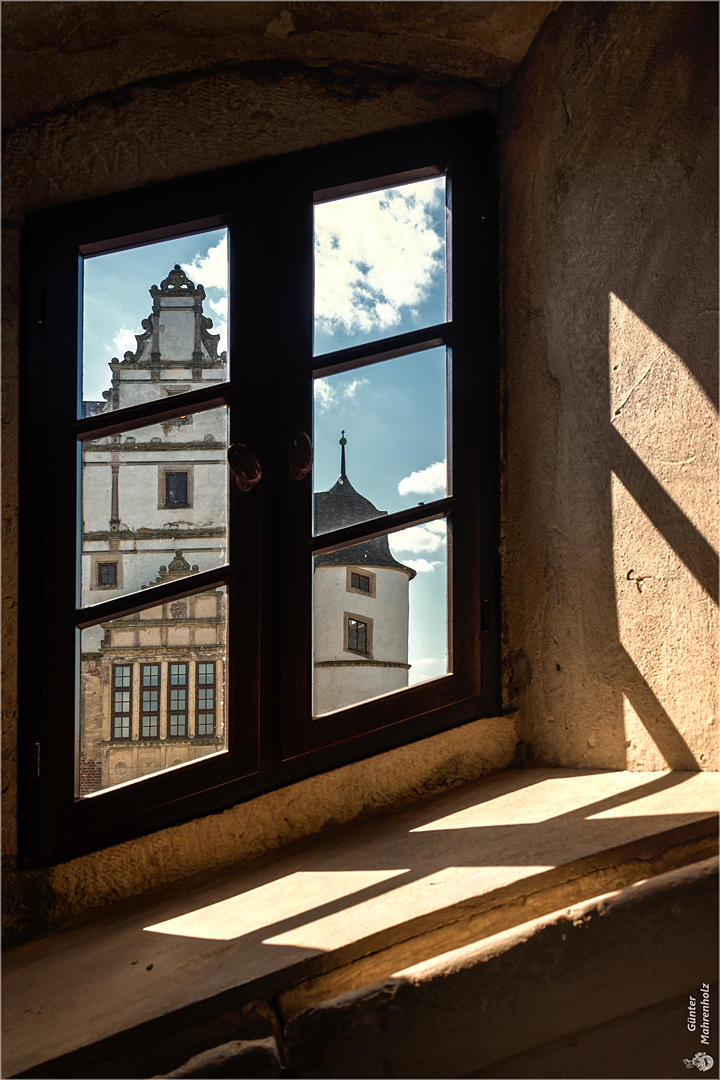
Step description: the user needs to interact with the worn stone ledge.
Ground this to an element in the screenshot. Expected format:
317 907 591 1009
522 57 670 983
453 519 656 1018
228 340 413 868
3 768 716 1078
283 857 719 1078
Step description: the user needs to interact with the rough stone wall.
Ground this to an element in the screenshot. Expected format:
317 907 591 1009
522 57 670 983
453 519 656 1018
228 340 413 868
500 1 718 770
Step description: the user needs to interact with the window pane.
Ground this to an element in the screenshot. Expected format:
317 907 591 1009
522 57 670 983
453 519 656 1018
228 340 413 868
313 520 448 716
77 587 227 796
81 229 228 415
313 348 447 535
314 177 446 356
80 405 228 607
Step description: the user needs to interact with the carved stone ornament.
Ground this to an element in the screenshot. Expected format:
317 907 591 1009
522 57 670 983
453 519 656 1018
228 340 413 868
150 264 205 300
141 549 200 589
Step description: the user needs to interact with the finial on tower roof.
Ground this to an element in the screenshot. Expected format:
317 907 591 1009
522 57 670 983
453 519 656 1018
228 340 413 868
339 430 347 478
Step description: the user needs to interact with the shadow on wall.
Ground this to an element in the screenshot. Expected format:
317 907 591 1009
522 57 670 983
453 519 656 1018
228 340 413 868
608 293 717 771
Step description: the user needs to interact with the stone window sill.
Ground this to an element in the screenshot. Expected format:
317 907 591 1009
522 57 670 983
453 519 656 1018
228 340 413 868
3 762 717 1078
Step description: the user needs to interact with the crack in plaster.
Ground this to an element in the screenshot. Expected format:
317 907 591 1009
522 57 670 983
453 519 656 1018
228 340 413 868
612 355 659 418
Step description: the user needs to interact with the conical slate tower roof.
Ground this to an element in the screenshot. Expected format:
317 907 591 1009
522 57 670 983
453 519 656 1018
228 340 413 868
314 434 416 579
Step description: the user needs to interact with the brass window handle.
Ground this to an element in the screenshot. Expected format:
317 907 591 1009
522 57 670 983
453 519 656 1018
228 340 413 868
227 443 262 492
287 431 313 480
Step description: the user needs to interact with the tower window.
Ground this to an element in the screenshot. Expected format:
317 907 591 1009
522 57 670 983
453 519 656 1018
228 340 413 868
165 472 188 507
351 573 370 593
347 618 368 654
346 567 377 597
97 562 117 588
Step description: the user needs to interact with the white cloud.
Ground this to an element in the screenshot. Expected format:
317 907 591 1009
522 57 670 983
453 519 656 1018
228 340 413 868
314 375 370 411
343 377 369 398
403 558 442 573
390 522 446 555
398 460 446 497
314 177 444 338
210 297 227 319
107 326 140 358
181 236 228 294
314 379 337 411
410 657 447 682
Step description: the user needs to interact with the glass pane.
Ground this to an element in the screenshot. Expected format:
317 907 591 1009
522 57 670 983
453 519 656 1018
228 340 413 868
314 177 446 356
77 587 227 796
313 348 447 535
82 228 228 416
80 405 228 607
313 520 448 716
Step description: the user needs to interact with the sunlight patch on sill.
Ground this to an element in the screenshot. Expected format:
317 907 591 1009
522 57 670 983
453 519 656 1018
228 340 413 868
144 868 408 941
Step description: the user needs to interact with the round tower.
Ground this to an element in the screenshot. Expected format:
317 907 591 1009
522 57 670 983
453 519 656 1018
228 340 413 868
313 434 416 715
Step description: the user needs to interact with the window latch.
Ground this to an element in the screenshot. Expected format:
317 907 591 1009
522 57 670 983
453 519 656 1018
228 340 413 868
227 443 262 493
287 431 313 480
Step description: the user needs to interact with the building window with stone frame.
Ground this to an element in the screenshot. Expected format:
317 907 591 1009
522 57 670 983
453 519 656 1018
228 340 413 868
96 561 118 589
165 472 188 508
111 665 132 740
347 617 369 654
140 664 160 739
196 662 216 736
167 663 189 738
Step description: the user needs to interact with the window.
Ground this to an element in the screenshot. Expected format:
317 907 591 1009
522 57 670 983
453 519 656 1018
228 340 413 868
167 663 188 738
21 113 498 865
165 472 188 507
111 665 132 740
347 617 368 654
157 463 194 510
97 562 117 588
196 662 216 736
140 664 160 739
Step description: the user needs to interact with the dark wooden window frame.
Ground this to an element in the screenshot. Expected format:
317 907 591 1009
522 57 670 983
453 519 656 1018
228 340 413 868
20 112 499 867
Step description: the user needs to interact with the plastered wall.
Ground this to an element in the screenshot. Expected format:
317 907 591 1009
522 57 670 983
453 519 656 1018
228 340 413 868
499 1 718 770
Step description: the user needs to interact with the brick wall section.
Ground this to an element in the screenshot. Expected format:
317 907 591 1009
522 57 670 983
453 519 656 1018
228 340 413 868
79 753 102 796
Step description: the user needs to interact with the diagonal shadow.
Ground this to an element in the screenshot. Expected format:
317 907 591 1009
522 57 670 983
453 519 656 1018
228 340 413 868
141 770 711 948
610 424 718 604
610 644 701 769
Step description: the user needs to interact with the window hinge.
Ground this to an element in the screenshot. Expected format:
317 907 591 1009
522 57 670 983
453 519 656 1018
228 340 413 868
33 741 41 779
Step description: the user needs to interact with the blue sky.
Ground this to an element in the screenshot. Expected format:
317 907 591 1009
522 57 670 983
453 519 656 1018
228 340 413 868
313 177 448 682
82 176 449 684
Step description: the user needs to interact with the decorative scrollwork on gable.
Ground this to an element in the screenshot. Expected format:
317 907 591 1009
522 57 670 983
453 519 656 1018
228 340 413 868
150 264 205 300
200 315 227 365
116 315 154 364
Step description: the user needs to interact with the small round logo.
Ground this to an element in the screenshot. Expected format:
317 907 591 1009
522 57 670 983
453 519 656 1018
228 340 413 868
684 1052 714 1072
